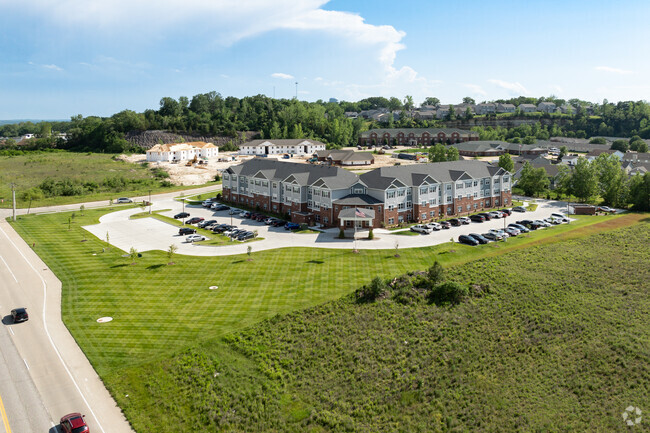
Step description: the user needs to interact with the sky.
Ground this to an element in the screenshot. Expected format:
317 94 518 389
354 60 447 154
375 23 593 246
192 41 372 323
1 0 649 119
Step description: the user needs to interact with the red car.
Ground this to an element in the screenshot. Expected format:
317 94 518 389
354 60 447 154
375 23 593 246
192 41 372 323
60 413 89 433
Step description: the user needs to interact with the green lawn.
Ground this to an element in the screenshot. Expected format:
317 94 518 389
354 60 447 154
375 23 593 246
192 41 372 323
0 151 218 209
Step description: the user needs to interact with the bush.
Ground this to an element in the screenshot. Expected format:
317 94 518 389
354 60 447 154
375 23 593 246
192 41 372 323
427 262 444 287
429 281 468 305
338 228 345 239
356 276 387 302
367 228 374 240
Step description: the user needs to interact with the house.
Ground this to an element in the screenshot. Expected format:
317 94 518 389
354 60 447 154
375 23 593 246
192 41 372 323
239 139 326 156
412 110 436 120
344 112 359 119
359 128 479 147
497 103 516 113
222 158 512 228
474 103 496 115
316 149 375 166
451 141 508 157
537 102 557 113
497 142 548 156
435 106 450 119
623 152 650 164
560 155 581 167
518 104 537 113
509 156 565 188
146 141 219 162
585 149 623 161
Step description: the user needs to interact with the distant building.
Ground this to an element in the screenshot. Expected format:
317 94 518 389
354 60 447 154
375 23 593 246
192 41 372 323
329 98 339 103
146 142 218 162
537 102 557 113
497 103 516 113
316 149 375 166
518 104 537 113
359 128 478 146
239 139 326 156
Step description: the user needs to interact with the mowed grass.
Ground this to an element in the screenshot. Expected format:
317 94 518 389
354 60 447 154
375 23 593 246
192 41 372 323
111 219 650 433
0 152 217 208
9 208 636 379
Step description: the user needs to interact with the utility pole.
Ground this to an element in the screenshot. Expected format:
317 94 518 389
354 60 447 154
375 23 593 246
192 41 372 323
295 82 298 99
11 183 16 221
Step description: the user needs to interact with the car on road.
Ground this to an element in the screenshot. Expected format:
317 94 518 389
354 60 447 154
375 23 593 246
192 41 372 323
458 235 479 246
448 218 462 227
505 226 520 236
512 206 526 212
115 197 132 203
459 216 471 225
174 212 190 219
440 221 452 229
178 227 197 235
186 234 207 243
211 203 230 211
425 222 442 231
186 217 204 225
483 232 503 241
60 413 89 433
468 233 490 244
544 217 561 225
198 219 217 228
411 224 432 234
470 214 485 223
264 217 276 225
508 223 530 233
11 308 28 323
239 211 251 218
285 222 300 230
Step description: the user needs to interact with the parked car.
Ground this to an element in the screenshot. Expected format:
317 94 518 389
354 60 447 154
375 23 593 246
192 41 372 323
186 234 207 243
228 208 240 215
173 212 190 219
488 211 502 219
285 222 300 230
551 213 569 222
470 214 485 223
198 219 217 228
237 231 256 241
239 211 251 218
505 226 521 236
186 217 204 225
264 217 276 225
11 307 28 323
499 209 512 216
483 232 503 241
411 224 432 234
115 197 133 203
459 216 471 225
512 206 526 212
448 218 462 227
212 224 231 233
509 223 530 233
178 227 197 235
60 413 89 433
534 219 551 228
440 221 452 229
545 217 561 225
489 228 509 238
478 212 492 221
425 222 442 231
468 233 490 244
516 220 542 230
458 235 479 246
202 200 213 207
211 204 230 211
598 206 615 213
272 220 287 227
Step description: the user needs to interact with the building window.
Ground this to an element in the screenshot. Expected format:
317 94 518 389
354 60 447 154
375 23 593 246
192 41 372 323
457 183 463 189
473 192 478 198
388 217 394 225
504 198 509 204
420 187 428 195
387 190 396 199
324 217 329 224
446 184 452 191
446 195 452 203
315 215 321 222
406 201 412 209
430 210 435 217
421 213 427 220
346 220 351 227
473 180 478 187
398 202 405 210
447 207 453 215
474 203 478 209
466 204 470 211
353 188 364 194
504 176 509 182
420 201 427 206
397 189 406 197
495 199 500 205
398 215 404 223
429 186 437 193
465 181 472 188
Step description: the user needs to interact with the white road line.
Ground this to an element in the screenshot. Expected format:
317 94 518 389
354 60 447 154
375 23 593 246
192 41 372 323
8 328 13 336
0 255 18 283
23 359 29 371
0 225 107 433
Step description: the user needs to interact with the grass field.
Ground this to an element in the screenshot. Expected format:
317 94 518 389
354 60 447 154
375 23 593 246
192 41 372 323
8 209 647 432
0 152 217 208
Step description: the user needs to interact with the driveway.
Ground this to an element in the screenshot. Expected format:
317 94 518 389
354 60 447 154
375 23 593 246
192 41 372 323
82 197 575 256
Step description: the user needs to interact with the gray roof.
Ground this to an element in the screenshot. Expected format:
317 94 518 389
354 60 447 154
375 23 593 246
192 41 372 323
451 141 508 153
360 128 478 138
360 160 506 189
318 149 374 162
225 157 359 190
241 139 327 148
333 194 383 206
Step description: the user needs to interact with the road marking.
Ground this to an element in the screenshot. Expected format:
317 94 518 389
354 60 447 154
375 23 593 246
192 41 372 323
0 255 18 283
0 392 12 433
0 225 107 433
23 359 29 371
8 328 13 336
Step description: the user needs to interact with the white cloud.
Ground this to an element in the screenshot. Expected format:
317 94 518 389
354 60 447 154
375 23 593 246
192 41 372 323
271 72 294 80
595 66 634 75
464 84 487 96
488 79 529 95
28 61 63 71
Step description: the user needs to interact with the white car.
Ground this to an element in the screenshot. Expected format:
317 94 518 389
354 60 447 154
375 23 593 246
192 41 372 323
115 197 132 203
505 226 520 236
550 213 569 222
202 200 213 207
534 219 551 228
459 216 471 225
489 228 509 238
186 234 207 243
410 224 432 234
425 222 442 231
488 211 502 219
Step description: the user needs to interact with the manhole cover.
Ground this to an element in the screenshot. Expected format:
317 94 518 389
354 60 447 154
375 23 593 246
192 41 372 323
97 317 113 323
209 286 219 290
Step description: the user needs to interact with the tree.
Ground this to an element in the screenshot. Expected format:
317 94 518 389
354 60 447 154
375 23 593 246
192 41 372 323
464 107 474 120
445 104 456 121
446 146 459 161
387 97 402 111
517 162 550 197
589 137 607 145
559 146 568 159
403 95 414 111
247 245 252 260
429 143 448 162
21 187 44 214
129 247 139 265
628 172 650 211
167 244 177 264
498 153 514 172
39 122 52 138
569 157 598 202
423 97 440 107
592 154 627 207
631 141 649 152
427 262 444 287
462 97 476 105
610 139 629 152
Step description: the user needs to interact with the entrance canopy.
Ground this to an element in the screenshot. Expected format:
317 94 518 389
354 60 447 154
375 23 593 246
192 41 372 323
338 207 375 226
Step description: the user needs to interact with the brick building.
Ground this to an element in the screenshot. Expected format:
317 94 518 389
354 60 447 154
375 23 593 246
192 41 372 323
358 128 479 147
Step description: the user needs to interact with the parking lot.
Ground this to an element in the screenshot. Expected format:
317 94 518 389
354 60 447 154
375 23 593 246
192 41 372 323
82 196 577 256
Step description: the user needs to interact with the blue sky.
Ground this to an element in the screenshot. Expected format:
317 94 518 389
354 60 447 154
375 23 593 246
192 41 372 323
1 0 648 119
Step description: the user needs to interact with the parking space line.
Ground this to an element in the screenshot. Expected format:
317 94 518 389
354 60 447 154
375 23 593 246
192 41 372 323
0 255 18 283
0 392 12 433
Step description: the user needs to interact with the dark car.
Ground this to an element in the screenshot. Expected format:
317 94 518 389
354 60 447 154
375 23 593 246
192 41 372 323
186 217 204 225
285 222 300 230
499 208 512 216
448 218 462 227
212 204 230 211
512 206 526 212
272 220 287 227
468 233 490 244
179 227 197 235
173 212 190 219
509 223 530 233
237 231 256 241
212 224 230 233
440 221 451 229
516 219 542 230
470 214 485 223
198 219 217 228
11 308 28 323
60 413 89 433
478 212 492 221
458 235 479 246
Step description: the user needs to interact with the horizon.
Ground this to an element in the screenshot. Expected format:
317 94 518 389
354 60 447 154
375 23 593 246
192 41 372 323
1 0 648 119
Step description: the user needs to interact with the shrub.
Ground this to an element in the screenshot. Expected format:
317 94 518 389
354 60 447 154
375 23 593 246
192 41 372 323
338 228 345 239
356 276 387 302
367 228 374 240
427 262 444 287
429 281 468 305
160 180 173 187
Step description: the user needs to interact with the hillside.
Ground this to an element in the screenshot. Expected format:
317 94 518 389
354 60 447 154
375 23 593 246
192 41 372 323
109 220 650 432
